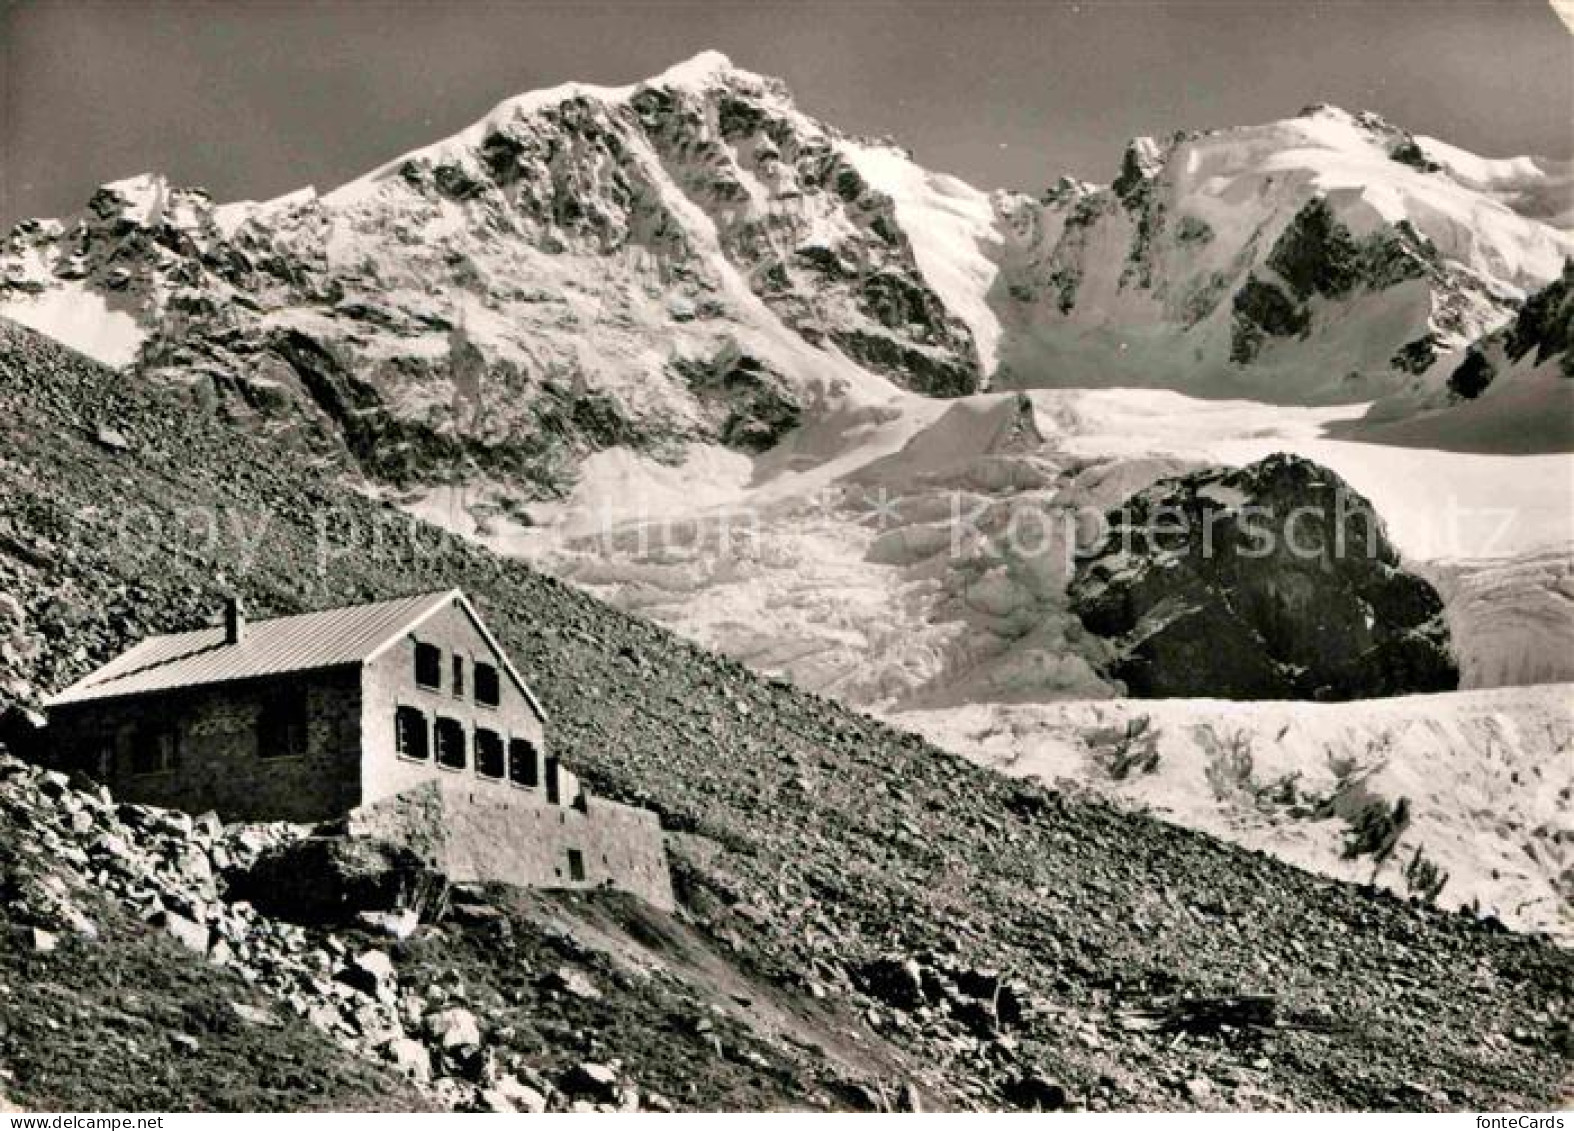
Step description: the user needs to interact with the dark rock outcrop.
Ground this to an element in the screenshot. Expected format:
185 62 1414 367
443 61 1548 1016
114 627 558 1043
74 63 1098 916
673 346 803 452
1506 257 1574 373
1069 454 1458 700
1388 137 1442 174
1231 199 1446 366
234 836 448 924
1438 259 1573 401
1447 348 1497 400
1390 335 1439 375
1229 275 1309 362
1268 197 1363 301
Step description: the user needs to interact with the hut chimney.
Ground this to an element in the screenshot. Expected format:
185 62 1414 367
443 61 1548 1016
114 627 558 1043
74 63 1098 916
224 596 246 645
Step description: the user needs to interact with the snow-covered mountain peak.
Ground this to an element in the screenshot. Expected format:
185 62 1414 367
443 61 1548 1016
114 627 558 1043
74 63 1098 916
647 47 742 89
988 102 1572 410
94 174 174 223
323 49 784 208
3 56 1570 460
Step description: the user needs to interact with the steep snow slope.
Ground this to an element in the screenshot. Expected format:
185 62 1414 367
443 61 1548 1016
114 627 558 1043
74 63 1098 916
840 140 1005 371
1418 136 1574 231
1347 357 1574 454
1346 259 1574 454
0 281 144 368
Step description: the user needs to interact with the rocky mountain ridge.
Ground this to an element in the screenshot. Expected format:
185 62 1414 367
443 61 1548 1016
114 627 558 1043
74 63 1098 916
3 54 1570 515
0 52 983 505
1350 257 1574 451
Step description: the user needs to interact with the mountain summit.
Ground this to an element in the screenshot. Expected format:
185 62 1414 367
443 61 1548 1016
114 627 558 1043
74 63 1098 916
2 54 1570 502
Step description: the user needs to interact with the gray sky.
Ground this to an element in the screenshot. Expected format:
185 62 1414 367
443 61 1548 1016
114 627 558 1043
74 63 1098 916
2 0 1571 228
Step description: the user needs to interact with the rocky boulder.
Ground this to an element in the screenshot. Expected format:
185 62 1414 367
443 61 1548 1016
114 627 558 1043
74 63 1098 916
1069 454 1458 700
233 836 447 924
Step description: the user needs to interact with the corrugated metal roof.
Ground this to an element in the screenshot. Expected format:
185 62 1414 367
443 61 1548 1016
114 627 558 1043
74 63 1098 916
48 590 460 707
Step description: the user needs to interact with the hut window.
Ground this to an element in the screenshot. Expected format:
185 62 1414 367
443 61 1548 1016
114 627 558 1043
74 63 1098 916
475 728 504 779
566 849 586 882
545 756 562 805
434 716 466 769
508 738 539 787
395 706 429 761
452 655 465 698
414 642 442 689
474 662 501 707
258 686 308 759
130 726 177 776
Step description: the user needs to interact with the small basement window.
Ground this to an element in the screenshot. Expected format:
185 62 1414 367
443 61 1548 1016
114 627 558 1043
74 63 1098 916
452 655 466 699
130 726 177 776
434 716 466 769
475 728 504 779
566 848 586 882
474 662 500 708
258 686 308 759
508 738 539 787
414 641 442 689
395 705 429 761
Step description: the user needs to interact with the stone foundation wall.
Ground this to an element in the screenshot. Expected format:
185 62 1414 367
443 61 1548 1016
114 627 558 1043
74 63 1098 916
348 777 674 912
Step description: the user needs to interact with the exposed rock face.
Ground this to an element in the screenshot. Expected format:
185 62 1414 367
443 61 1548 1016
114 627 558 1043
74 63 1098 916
1447 348 1497 400
1069 454 1458 700
1349 258 1573 450
1266 197 1367 301
0 53 979 508
1226 199 1442 365
1445 259 1574 399
671 343 802 453
1505 257 1574 374
1388 137 1442 174
1229 275 1310 363
1428 258 1572 402
629 80 982 395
